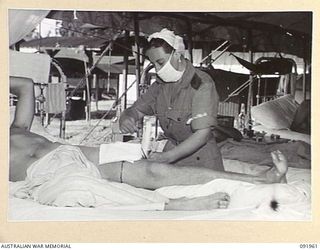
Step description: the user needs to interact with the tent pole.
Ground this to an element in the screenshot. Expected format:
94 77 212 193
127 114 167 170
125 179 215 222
187 19 193 63
133 13 141 137
303 59 307 101
202 42 211 67
256 76 261 105
246 30 254 135
133 14 141 97
123 30 129 110
247 68 254 131
93 74 98 111
59 111 66 139
84 49 93 123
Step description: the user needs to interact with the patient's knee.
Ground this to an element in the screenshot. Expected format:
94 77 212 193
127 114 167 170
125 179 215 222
144 162 171 189
124 160 172 189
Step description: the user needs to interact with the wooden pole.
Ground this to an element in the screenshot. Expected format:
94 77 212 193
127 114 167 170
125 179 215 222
85 49 93 122
60 69 66 139
246 30 254 135
123 30 129 110
203 42 211 67
133 14 142 137
303 59 307 101
187 19 193 63
93 74 98 111
133 14 141 98
60 111 66 139
247 58 254 129
256 76 261 105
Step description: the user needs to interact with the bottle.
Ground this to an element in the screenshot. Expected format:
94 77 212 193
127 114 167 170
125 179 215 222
238 103 246 134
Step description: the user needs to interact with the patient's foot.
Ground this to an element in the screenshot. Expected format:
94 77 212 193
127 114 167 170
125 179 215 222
257 150 288 184
272 150 288 176
165 192 230 210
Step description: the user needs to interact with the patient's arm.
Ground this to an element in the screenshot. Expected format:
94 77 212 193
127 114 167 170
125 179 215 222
10 76 35 130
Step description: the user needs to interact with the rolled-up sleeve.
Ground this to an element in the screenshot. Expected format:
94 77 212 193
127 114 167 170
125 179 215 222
131 82 160 116
191 81 219 130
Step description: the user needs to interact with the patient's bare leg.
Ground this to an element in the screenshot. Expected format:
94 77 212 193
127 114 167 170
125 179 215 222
97 151 288 189
165 192 230 210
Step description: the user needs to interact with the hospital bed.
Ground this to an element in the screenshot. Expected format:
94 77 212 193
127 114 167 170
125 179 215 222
8 114 311 221
8 158 311 221
250 94 311 144
8 67 311 221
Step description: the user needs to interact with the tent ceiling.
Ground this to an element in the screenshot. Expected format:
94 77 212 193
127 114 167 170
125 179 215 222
20 36 108 51
46 11 312 59
207 12 311 35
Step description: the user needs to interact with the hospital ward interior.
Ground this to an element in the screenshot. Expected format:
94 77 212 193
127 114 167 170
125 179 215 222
8 10 312 221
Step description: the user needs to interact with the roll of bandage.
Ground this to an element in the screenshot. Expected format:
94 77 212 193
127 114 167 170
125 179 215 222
141 117 152 156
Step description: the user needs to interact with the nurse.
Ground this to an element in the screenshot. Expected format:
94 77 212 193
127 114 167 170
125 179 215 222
119 28 224 171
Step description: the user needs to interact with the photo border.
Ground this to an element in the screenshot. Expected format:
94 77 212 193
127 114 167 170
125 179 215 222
1 0 319 243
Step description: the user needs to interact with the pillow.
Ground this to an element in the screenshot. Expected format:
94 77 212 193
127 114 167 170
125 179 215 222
251 94 299 129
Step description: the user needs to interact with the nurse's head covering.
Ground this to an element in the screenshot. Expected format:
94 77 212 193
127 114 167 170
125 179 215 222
148 28 185 53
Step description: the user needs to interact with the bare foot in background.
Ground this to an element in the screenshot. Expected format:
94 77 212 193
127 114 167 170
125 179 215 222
256 150 288 184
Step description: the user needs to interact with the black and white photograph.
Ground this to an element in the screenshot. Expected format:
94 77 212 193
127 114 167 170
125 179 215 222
8 10 312 222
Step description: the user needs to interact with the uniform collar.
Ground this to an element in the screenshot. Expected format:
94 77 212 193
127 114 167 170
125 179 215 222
155 59 195 88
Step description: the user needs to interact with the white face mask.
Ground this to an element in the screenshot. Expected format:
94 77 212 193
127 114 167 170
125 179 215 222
156 52 184 82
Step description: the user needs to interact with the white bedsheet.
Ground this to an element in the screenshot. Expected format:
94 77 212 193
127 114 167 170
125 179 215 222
8 159 311 221
8 196 310 221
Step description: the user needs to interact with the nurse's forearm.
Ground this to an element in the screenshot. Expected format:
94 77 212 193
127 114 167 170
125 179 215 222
166 128 211 163
119 107 146 133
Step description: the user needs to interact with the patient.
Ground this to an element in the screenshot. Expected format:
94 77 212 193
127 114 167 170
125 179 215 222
9 77 288 210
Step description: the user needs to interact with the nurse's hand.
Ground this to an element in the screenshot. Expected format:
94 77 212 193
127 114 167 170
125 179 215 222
148 152 173 163
119 112 138 134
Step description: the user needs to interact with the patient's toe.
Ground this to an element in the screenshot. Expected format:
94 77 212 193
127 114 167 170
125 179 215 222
218 200 229 209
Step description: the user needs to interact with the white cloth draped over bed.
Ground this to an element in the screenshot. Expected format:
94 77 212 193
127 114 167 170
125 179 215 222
9 144 310 219
10 145 168 210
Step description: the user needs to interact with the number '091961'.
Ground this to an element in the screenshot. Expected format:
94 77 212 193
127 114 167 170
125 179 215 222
300 244 318 248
